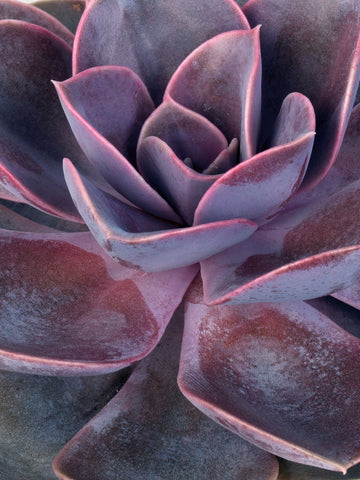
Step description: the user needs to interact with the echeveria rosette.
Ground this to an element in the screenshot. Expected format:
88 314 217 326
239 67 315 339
0 0 360 479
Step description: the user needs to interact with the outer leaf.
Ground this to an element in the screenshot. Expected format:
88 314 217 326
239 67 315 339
243 0 360 189
64 159 258 272
179 281 360 472
0 0 74 44
201 180 360 304
0 369 128 480
73 0 250 104
0 229 196 375
194 93 315 225
0 20 84 221
53 313 279 480
55 67 181 223
166 28 262 161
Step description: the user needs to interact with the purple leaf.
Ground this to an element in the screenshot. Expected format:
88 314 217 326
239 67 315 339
194 93 315 225
137 99 238 224
53 313 279 480
73 0 250 104
136 100 238 224
287 102 360 210
0 20 86 221
55 67 181 223
243 0 360 190
201 180 360 304
138 99 229 173
0 369 128 480
64 159 258 272
0 229 196 375
137 137 220 225
0 0 74 44
179 281 360 472
166 28 262 161
55 65 154 167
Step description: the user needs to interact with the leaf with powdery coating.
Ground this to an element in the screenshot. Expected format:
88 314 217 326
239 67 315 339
0 20 86 221
166 28 262 161
179 279 360 472
201 179 360 305
194 93 315 226
0 369 128 480
0 230 197 375
73 0 250 104
55 66 182 224
287 102 360 209
137 99 236 224
53 313 279 480
243 0 360 190
64 159 258 272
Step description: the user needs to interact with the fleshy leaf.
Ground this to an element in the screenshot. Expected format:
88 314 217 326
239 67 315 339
64 159 258 272
166 28 262 161
179 282 360 472
53 313 279 480
195 93 315 225
73 0 250 104
0 20 86 221
201 179 360 304
243 0 360 189
287 102 360 209
0 369 128 480
0 229 196 375
55 67 181 223
138 99 229 172
55 65 154 166
138 137 220 225
137 99 237 224
33 0 85 34
0 0 74 44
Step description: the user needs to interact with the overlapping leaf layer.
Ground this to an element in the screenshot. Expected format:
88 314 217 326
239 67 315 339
0 0 360 479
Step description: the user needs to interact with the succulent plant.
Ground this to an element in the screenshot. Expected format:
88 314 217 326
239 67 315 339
1 0 360 478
